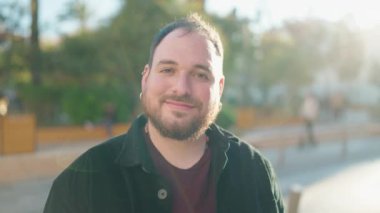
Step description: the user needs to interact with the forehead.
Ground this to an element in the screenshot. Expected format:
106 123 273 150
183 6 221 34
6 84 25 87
152 29 222 72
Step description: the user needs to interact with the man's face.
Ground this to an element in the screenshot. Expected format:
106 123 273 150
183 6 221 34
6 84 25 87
141 28 224 140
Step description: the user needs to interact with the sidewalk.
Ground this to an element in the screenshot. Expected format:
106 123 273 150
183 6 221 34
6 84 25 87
0 124 379 213
0 140 101 184
0 141 101 213
260 135 380 213
298 158 380 213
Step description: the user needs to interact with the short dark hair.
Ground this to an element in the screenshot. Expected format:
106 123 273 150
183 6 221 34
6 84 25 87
148 13 223 67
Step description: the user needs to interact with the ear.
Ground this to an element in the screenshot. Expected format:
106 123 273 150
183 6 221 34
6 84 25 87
218 75 225 97
141 64 150 91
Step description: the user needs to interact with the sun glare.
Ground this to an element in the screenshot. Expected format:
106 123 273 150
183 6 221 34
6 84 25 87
206 0 380 29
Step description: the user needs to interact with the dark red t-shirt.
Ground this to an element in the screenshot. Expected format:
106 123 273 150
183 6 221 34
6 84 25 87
146 133 216 213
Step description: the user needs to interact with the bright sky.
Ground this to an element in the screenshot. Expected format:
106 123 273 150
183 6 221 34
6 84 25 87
24 0 380 39
39 0 121 39
206 0 380 30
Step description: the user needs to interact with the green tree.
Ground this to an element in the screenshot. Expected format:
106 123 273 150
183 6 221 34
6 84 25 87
258 28 306 107
212 10 258 106
19 0 263 126
327 22 364 81
258 20 328 105
0 1 29 87
58 0 91 33
254 19 364 112
40 0 189 124
93 0 183 118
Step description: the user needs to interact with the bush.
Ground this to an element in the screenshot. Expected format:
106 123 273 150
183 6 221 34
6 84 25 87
216 104 236 129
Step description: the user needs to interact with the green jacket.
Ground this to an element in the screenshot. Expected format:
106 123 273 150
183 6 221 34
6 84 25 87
44 115 284 213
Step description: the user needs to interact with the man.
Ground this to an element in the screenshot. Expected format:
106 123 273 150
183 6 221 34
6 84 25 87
44 14 284 213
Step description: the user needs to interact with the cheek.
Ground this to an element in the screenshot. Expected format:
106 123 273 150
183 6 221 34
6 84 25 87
208 85 222 102
145 78 167 95
196 87 215 107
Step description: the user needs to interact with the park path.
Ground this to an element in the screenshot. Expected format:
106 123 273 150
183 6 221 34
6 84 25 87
0 123 379 213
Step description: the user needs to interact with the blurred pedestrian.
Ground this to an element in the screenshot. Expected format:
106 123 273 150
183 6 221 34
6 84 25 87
329 91 345 122
0 91 8 116
103 102 116 137
300 92 320 147
44 13 284 213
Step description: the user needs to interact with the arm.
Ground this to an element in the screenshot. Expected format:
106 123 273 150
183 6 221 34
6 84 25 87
44 173 82 213
44 154 91 213
255 153 285 213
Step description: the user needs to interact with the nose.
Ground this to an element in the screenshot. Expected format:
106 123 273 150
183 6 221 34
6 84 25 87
172 73 191 96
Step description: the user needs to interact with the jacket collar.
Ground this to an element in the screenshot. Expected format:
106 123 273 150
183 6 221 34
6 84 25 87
115 114 155 173
206 124 231 180
115 114 230 176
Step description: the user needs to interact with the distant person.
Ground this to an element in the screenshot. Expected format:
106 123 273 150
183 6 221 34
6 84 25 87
103 102 116 137
329 91 345 122
7 90 24 114
0 91 8 116
44 14 284 213
300 92 320 147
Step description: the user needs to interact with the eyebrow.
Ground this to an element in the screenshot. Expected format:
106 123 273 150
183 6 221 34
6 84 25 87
194 64 211 73
156 60 212 73
157 60 177 66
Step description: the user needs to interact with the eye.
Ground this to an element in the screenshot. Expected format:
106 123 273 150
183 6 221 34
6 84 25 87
194 72 210 81
160 67 174 74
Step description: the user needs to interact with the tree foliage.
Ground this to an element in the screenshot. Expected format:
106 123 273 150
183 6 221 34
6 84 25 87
254 19 364 111
0 1 29 86
0 0 369 126
58 0 91 33
327 22 364 81
37 0 185 125
211 10 258 106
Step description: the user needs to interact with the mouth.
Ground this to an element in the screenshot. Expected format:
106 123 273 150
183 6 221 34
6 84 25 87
164 99 195 110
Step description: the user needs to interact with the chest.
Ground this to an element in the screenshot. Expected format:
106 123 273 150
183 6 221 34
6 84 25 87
86 164 264 213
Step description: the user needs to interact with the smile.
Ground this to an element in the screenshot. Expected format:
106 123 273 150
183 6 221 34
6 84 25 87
164 100 195 110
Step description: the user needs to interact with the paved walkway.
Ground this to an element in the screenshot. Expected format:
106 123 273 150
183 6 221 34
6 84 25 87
260 136 380 213
0 125 379 213
299 158 380 213
0 141 100 213
0 141 101 184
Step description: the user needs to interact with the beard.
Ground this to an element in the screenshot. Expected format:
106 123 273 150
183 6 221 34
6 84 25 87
142 92 221 141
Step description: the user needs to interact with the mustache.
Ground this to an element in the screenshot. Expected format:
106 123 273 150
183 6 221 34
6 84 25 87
160 94 201 107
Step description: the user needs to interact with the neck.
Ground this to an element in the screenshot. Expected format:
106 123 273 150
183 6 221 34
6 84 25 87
146 122 208 169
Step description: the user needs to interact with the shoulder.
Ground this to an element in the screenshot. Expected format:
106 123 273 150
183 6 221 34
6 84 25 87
209 125 284 211
68 133 127 172
214 126 264 161
44 134 128 212
232 139 270 168
50 134 127 195
214 126 276 177
50 133 127 188
219 128 284 211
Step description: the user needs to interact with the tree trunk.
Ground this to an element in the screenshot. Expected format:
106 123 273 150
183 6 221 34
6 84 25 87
30 0 41 85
